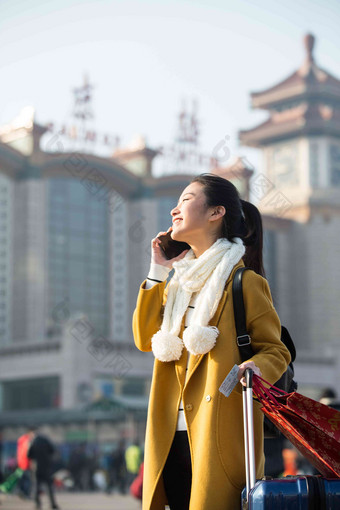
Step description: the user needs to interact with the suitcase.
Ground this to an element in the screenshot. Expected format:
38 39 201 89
241 369 340 509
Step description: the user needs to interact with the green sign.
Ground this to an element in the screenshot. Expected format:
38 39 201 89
64 429 96 442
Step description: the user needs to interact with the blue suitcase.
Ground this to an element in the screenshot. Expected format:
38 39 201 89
242 370 340 509
241 475 340 509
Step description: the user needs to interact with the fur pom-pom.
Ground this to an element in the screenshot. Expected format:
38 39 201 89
151 330 184 362
183 325 219 355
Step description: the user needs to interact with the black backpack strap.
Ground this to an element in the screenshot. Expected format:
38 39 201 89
232 267 254 362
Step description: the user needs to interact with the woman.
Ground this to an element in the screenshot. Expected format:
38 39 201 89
132 173 291 510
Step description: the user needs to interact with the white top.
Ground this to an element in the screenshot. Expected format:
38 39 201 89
145 262 199 431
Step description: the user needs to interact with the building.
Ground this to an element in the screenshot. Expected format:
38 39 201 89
0 110 194 461
239 33 340 394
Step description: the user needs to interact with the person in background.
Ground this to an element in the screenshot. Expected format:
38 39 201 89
319 388 337 407
125 441 142 489
28 429 60 510
116 440 128 494
16 426 35 498
106 440 127 494
68 444 87 491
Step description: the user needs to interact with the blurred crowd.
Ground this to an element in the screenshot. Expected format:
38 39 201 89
0 428 144 507
1 387 339 506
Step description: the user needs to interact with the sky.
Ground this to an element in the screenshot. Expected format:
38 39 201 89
1 0 339 174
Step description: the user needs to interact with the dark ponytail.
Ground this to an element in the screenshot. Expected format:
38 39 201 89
191 173 265 277
240 199 265 278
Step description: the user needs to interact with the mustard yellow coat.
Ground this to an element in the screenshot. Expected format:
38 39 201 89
132 259 291 510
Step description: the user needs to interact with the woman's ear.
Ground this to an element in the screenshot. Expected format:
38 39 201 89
211 205 225 220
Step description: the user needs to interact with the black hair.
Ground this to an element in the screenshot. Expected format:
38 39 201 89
190 173 265 277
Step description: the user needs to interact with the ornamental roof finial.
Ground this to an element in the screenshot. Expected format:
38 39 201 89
304 33 315 63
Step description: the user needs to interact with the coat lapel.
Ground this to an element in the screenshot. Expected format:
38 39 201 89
176 259 245 389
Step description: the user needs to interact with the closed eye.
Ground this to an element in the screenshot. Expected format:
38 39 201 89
176 198 189 207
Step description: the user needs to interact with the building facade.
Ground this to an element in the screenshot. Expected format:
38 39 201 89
0 115 196 462
0 32 339 465
239 33 340 394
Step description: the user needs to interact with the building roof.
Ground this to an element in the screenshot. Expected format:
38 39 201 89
239 34 340 147
0 111 193 198
250 34 340 109
239 102 340 147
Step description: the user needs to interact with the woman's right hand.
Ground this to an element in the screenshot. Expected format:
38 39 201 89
151 226 190 269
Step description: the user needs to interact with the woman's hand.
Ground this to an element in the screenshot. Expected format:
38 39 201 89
151 226 190 269
238 361 262 387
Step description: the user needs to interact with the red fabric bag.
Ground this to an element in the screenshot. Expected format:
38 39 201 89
252 375 340 478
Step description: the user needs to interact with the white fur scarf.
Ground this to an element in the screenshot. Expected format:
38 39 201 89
151 236 246 362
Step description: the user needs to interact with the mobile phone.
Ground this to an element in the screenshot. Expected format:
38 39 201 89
157 231 191 260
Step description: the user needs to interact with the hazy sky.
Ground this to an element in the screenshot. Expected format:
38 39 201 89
1 0 339 173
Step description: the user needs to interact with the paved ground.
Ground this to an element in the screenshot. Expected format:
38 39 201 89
0 492 143 510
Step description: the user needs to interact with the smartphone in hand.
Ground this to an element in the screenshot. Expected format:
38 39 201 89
157 231 191 260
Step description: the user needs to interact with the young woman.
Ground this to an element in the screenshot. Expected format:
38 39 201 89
132 173 291 510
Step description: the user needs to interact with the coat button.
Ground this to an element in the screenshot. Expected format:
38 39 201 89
205 395 211 402
185 403 193 411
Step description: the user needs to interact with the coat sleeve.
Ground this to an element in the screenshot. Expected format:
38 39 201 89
242 270 291 385
132 279 168 352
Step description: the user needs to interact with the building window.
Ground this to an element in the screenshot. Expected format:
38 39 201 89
310 143 318 188
121 378 146 396
1 376 60 411
158 197 177 232
47 178 110 336
330 145 340 186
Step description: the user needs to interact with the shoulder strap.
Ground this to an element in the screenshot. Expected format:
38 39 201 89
232 266 254 362
233 268 297 365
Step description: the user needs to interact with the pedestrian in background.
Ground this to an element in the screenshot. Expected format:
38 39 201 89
28 429 60 510
68 444 87 491
125 441 142 489
106 440 127 494
16 426 35 499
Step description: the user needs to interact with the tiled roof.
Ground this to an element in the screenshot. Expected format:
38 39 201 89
249 34 340 109
239 34 340 146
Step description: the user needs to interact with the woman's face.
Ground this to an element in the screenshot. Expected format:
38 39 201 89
170 181 222 244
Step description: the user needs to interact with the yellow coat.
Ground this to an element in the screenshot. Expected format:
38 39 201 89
132 259 291 510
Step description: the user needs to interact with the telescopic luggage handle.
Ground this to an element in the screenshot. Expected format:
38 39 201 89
243 368 256 501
